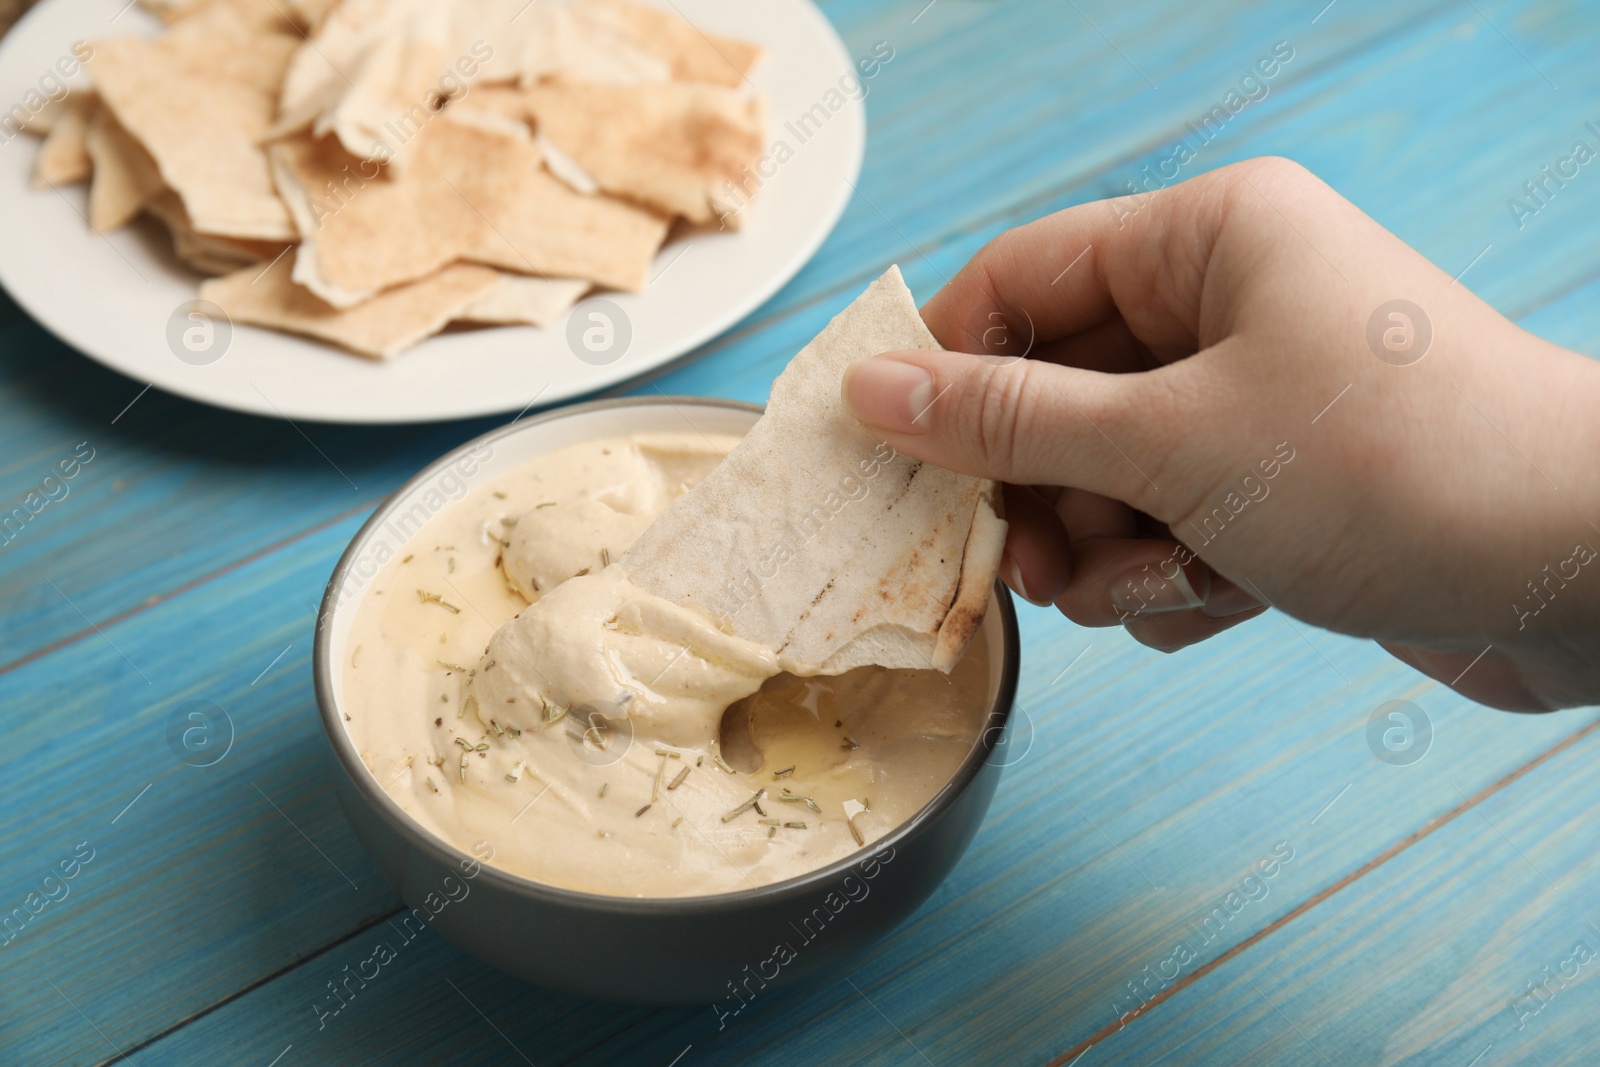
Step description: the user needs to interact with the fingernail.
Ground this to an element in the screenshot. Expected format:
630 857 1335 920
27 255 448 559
1200 580 1262 619
1005 557 1052 607
842 357 934 434
1110 563 1204 619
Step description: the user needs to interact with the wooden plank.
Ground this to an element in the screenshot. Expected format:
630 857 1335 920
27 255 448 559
0 517 399 1066
0 0 1493 669
1042 719 1600 1066
0 337 493 671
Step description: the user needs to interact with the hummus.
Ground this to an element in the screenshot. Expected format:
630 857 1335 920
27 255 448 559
340 432 993 897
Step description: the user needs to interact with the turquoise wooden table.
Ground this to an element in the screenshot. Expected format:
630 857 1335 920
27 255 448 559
5 0 1600 1063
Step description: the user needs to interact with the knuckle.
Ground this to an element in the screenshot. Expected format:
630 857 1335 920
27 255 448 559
1214 157 1329 228
1235 155 1317 189
961 360 1033 477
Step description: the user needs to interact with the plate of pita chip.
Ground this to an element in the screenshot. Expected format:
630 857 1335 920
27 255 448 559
0 0 863 422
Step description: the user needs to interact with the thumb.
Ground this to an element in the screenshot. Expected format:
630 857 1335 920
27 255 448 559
841 349 1181 516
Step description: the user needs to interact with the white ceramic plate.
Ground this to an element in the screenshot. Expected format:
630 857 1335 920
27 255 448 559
0 0 863 423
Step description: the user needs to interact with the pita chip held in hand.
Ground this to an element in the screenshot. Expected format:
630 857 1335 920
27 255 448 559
623 265 1007 674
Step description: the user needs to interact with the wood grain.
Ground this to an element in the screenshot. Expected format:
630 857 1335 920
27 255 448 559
1 0 1598 1065
1049 723 1600 1066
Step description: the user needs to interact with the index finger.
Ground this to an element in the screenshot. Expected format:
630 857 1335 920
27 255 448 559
918 170 1231 362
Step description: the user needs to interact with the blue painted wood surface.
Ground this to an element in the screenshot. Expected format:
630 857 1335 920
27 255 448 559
3 0 1599 1064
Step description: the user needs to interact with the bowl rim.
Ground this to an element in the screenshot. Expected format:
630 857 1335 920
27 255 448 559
313 395 1021 914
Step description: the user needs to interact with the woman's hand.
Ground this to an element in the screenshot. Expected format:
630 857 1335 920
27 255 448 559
842 157 1600 711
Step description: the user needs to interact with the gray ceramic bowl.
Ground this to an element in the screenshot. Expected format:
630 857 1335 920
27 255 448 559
313 396 1021 1004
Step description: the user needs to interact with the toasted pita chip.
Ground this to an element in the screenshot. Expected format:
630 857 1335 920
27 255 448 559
328 28 453 173
312 3 452 173
453 0 668 88
534 132 601 195
15 91 81 135
150 0 303 34
270 0 765 164
286 0 341 31
85 107 164 231
274 0 411 132
575 0 762 87
169 236 266 276
200 252 502 358
270 41 346 140
138 0 209 22
622 266 1007 674
444 93 601 195
516 81 764 226
157 0 303 89
32 93 96 189
146 190 287 274
87 10 297 240
454 272 589 326
271 0 671 165
446 85 526 122
508 1 668 86
426 97 532 142
271 116 668 306
270 0 462 170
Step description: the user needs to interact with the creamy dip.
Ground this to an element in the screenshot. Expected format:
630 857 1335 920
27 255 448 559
340 432 993 897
